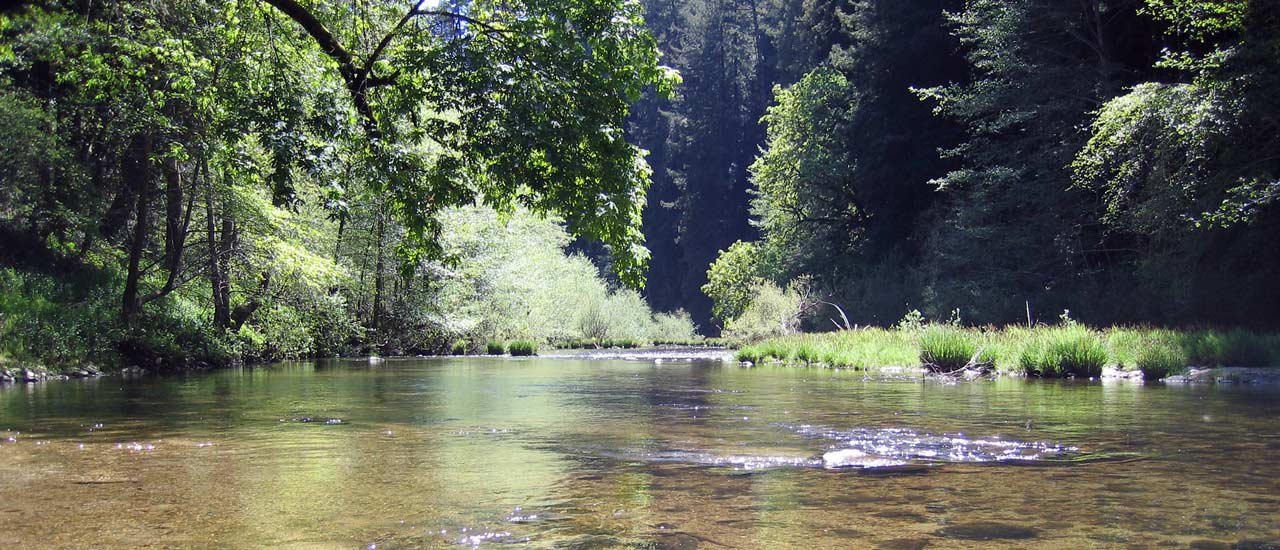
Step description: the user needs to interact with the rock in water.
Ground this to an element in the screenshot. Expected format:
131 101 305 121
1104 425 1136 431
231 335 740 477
935 522 1038 540
822 449 908 469
22 369 40 383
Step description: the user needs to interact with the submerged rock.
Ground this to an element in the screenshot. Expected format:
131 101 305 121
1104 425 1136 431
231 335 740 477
935 522 1039 540
652 532 701 550
1233 540 1280 550
1188 540 1231 550
876 539 930 550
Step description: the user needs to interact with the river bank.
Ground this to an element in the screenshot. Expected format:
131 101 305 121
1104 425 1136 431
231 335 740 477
735 325 1280 381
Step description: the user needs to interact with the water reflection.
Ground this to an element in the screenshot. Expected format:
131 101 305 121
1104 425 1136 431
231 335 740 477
0 357 1278 548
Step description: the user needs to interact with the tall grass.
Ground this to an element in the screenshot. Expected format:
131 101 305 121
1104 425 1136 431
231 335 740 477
486 341 506 355
736 328 918 369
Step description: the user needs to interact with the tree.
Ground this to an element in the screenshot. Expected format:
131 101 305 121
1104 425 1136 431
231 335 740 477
730 0 966 324
914 0 1157 323
1071 0 1280 323
261 0 678 288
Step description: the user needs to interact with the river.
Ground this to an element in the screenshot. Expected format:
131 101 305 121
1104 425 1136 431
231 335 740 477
1 354 1278 548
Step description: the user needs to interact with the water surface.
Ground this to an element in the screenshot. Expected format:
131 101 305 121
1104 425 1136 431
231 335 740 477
1 356 1278 548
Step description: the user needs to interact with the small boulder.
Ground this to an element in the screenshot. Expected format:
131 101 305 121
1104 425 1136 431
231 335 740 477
22 369 40 383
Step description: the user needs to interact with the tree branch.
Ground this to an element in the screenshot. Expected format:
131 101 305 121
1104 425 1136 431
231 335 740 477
412 9 517 37
259 0 359 82
359 0 429 87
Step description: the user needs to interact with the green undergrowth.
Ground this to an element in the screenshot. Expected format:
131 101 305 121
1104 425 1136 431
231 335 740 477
735 325 1280 378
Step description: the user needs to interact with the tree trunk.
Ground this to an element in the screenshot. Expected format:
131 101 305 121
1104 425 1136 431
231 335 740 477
231 272 270 331
204 159 231 329
141 156 193 302
121 133 153 323
372 202 386 332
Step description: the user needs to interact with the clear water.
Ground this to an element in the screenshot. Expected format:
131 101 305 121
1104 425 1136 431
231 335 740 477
1 356 1278 548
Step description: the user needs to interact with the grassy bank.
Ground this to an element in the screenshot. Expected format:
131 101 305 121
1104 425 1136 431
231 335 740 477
735 326 1280 379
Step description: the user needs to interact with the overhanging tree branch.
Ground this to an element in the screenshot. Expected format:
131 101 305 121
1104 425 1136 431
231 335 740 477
259 0 516 138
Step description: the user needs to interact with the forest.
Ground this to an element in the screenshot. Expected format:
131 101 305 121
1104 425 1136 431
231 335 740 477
1 0 1279 373
647 0 1280 334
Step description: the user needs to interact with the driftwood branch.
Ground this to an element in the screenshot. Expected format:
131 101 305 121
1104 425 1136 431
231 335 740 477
818 300 852 331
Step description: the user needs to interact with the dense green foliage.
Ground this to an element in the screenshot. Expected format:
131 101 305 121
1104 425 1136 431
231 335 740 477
694 0 1280 331
0 0 686 371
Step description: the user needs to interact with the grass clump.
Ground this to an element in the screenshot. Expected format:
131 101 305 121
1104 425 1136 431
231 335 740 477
919 326 978 372
1019 326 1107 378
451 340 469 355
486 341 506 355
507 340 538 356
1136 343 1188 381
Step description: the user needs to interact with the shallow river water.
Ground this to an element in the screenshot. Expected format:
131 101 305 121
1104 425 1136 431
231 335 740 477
1 355 1278 549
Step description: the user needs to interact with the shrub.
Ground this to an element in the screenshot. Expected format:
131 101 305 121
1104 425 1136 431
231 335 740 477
451 340 468 355
919 326 977 372
702 241 783 323
724 278 811 343
508 340 538 356
649 310 699 343
486 341 506 355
